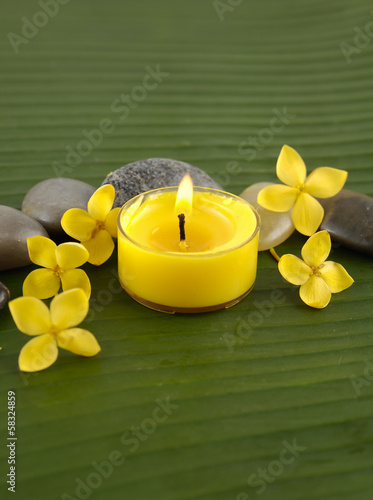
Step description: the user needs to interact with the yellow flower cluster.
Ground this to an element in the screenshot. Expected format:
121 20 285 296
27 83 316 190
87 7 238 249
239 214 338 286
8 185 119 372
260 145 353 308
7 152 356 372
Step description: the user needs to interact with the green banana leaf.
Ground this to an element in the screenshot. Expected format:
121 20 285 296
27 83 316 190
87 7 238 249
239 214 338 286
1 1 373 499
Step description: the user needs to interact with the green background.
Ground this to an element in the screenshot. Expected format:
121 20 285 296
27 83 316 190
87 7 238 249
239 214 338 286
1 1 373 499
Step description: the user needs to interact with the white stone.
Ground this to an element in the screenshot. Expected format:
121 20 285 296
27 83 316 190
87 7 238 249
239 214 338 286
240 182 294 251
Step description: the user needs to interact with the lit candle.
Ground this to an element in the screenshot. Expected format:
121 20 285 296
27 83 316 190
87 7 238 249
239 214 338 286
117 175 260 313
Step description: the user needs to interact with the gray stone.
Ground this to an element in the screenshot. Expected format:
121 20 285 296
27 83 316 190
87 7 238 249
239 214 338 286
0 206 49 271
319 190 373 257
22 178 96 236
240 182 295 251
0 282 10 310
101 158 222 208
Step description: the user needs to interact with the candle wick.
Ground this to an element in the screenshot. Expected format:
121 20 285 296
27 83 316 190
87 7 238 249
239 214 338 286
178 213 186 241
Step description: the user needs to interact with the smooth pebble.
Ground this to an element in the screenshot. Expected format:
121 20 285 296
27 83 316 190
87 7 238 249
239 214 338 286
0 206 49 270
22 178 96 236
0 282 10 310
320 189 373 256
240 182 295 251
101 158 222 208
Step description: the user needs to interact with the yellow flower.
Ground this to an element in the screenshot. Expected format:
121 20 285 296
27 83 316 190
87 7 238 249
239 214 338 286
257 145 348 236
23 236 91 299
9 288 101 372
61 185 120 265
278 231 354 308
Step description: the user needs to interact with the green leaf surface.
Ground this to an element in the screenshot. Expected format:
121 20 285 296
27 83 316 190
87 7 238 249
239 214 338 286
1 1 373 499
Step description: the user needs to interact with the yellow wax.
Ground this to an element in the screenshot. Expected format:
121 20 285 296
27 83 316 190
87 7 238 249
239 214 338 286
118 187 260 313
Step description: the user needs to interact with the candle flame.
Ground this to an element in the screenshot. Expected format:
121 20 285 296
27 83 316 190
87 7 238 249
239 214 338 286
175 174 193 215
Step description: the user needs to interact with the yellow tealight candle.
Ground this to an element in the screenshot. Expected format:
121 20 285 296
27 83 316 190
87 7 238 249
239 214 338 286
117 175 260 313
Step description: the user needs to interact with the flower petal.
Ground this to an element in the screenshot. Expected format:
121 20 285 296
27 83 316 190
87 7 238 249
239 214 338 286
301 230 331 268
61 269 91 298
319 261 354 293
278 254 312 285
27 236 57 269
87 185 115 221
19 334 58 372
22 269 61 299
299 274 331 308
56 242 89 270
82 229 114 265
105 207 121 238
304 167 348 198
9 296 51 335
257 184 299 212
57 328 101 357
50 288 89 331
276 145 307 187
292 192 324 236
61 208 96 242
